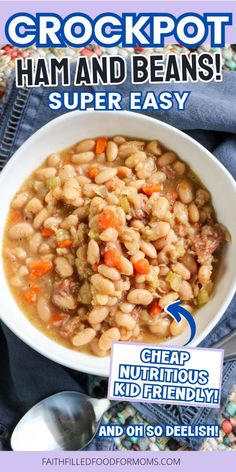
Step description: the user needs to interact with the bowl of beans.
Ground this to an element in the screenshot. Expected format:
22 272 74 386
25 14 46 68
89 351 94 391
0 110 235 376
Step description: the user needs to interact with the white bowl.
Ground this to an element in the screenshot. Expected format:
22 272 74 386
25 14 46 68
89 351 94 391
0 110 235 377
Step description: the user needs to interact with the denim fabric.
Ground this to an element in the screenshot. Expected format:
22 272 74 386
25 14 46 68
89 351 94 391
0 67 235 450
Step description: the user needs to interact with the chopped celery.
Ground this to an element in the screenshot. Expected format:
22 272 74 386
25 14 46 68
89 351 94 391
197 288 209 306
175 245 185 257
119 196 130 214
46 176 60 190
166 271 182 291
88 229 99 240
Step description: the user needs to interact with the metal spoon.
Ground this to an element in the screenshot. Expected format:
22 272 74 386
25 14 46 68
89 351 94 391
11 391 111 451
11 330 236 451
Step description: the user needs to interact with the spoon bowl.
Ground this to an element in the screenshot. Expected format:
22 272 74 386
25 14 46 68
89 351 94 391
11 391 110 451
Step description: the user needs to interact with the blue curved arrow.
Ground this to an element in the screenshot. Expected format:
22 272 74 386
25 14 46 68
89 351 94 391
164 300 196 346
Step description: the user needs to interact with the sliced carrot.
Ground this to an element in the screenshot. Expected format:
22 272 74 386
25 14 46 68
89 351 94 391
22 286 40 304
142 184 161 196
98 209 122 231
41 227 54 237
10 209 23 223
134 258 150 275
29 260 53 279
57 239 73 249
88 167 100 180
148 299 162 316
95 137 107 154
50 312 64 325
104 248 121 269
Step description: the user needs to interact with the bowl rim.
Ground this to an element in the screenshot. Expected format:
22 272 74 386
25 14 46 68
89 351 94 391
0 109 236 377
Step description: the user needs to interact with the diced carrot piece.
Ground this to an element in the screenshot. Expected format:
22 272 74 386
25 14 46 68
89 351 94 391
142 184 161 196
22 286 40 304
98 209 122 231
10 209 23 223
57 239 73 249
29 260 53 279
134 258 150 274
62 158 71 165
104 248 121 269
88 167 100 180
148 299 162 316
41 227 54 237
50 312 64 325
92 262 99 272
95 137 107 154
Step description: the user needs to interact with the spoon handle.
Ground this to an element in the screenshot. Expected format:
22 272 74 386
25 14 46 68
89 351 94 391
213 330 236 362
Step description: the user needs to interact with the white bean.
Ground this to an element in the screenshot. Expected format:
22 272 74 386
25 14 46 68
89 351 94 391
95 168 117 184
170 318 188 337
13 247 27 259
91 274 115 295
59 165 75 182
125 151 146 169
88 306 109 324
173 202 188 225
55 257 73 277
76 139 95 153
47 153 61 167
140 241 157 258
35 168 56 180
181 254 198 275
120 302 135 313
12 192 29 209
100 227 118 242
98 327 120 351
63 178 80 201
33 209 49 229
173 161 186 175
157 152 177 167
87 240 100 265
25 198 43 215
115 311 136 330
178 281 193 300
145 140 162 156
44 216 62 229
119 256 133 276
148 222 170 241
171 262 191 280
127 289 153 305
71 152 95 164
159 292 179 309
152 197 169 219
178 182 193 204
72 328 96 347
8 222 34 239
29 232 43 253
188 202 200 223
198 265 212 286
149 318 170 336
98 264 120 281
90 338 107 357
106 141 118 162
37 296 51 322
